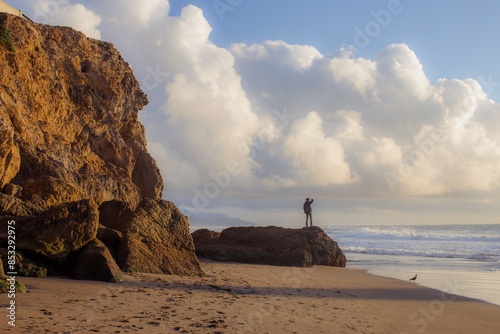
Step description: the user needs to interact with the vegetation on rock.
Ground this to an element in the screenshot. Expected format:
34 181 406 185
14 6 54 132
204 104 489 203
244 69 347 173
0 279 26 294
0 25 15 52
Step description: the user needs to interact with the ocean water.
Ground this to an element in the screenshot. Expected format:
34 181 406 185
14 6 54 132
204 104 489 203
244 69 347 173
324 224 500 306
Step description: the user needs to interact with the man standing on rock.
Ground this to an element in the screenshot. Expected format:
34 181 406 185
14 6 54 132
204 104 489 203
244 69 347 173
303 198 314 227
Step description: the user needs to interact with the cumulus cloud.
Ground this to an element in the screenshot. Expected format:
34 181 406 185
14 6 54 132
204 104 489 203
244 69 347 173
32 0 102 39
327 57 376 96
112 0 169 27
231 40 500 197
374 43 431 101
18 1 500 211
231 40 323 71
280 111 358 186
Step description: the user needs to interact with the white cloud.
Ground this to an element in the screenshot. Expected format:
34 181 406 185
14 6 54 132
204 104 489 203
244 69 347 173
33 0 102 39
327 57 376 96
408 121 500 194
374 44 431 101
133 0 169 27
92 0 169 28
231 40 323 71
280 111 358 186
330 110 364 141
361 137 402 168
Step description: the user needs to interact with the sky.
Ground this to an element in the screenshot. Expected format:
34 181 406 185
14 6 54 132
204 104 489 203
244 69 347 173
11 0 500 227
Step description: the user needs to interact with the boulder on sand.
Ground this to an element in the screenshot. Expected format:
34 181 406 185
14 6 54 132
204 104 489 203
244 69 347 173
100 199 204 276
68 239 124 283
192 226 347 267
0 200 98 263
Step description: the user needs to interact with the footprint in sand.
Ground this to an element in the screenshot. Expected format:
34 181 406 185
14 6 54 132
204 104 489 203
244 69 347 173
39 309 53 316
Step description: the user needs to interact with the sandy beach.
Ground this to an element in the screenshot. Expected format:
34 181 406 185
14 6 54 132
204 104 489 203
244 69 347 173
2 258 499 334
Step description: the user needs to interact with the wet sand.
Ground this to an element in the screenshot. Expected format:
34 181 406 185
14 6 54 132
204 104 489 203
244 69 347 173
2 258 499 333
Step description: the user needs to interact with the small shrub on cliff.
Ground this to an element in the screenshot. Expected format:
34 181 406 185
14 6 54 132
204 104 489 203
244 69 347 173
0 25 15 52
0 279 26 294
22 265 48 278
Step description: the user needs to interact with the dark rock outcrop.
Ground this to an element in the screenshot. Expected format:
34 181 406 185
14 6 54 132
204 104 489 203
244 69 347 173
2 200 98 261
100 199 204 276
192 226 347 267
68 239 123 283
96 224 122 260
0 192 44 217
0 249 47 278
0 13 203 280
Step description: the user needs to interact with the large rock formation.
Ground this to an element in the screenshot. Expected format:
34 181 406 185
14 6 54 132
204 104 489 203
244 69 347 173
192 226 347 267
0 13 161 208
0 13 202 281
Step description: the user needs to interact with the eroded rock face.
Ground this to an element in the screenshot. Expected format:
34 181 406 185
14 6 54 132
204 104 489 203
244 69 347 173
0 13 162 209
100 199 204 276
0 115 19 190
0 192 44 217
192 226 347 267
1 200 98 262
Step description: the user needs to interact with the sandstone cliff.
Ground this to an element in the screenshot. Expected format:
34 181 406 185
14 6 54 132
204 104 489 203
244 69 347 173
0 13 203 281
192 226 347 267
0 13 161 208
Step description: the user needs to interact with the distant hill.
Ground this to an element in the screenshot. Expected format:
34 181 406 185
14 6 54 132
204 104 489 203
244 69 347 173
189 212 257 230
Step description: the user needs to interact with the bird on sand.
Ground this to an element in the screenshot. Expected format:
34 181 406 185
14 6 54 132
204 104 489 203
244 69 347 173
409 274 418 281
